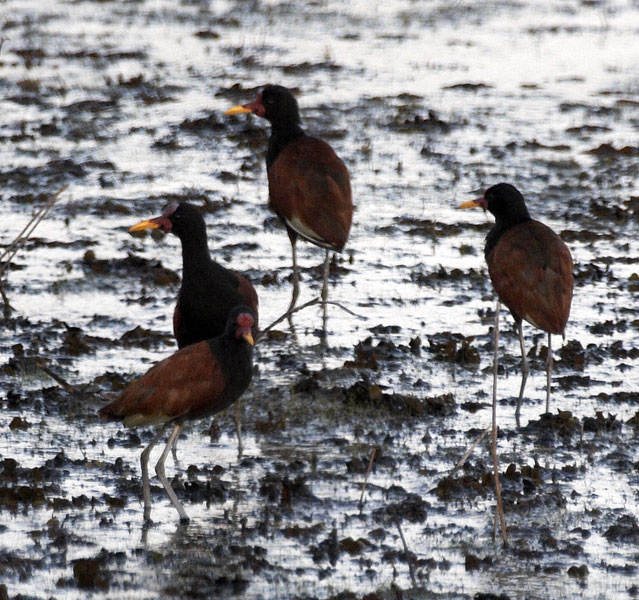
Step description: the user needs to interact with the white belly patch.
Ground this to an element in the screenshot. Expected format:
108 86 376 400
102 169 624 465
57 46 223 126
286 214 332 249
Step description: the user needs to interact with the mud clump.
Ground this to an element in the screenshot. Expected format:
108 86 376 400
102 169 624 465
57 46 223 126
340 379 456 417
427 331 480 365
72 558 110 590
0 484 47 510
179 112 226 134
586 143 639 157
522 411 581 440
61 325 112 355
604 515 639 544
8 416 30 430
310 528 340 565
386 109 452 134
348 333 420 370
183 469 228 504
464 553 494 571
81 253 180 287
411 265 486 287
582 411 620 433
120 325 173 349
434 474 487 501
372 492 429 524
596 390 639 405
557 339 587 370
567 564 589 578
338 536 373 556
259 472 314 506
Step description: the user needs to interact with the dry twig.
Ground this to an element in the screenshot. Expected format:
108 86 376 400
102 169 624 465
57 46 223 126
395 518 417 588
257 296 364 340
0 186 67 277
358 447 377 508
448 426 491 478
0 187 66 314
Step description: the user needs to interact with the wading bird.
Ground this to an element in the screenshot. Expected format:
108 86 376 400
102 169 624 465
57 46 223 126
459 182 573 543
99 306 255 523
459 182 573 417
129 201 258 450
129 201 258 346
225 84 352 324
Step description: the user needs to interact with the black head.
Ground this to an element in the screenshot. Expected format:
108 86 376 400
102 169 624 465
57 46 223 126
482 183 531 224
225 305 256 346
227 84 301 128
259 84 301 126
162 202 207 240
457 183 533 259
129 202 206 241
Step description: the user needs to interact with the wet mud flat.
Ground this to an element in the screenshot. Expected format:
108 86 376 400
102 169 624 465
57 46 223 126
2 0 639 598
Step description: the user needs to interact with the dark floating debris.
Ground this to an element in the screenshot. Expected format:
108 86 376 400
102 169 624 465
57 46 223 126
427 331 480 365
604 515 639 544
586 143 639 157
81 253 180 287
443 82 493 91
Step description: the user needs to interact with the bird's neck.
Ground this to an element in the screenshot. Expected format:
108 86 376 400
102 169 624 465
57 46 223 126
267 122 305 168
208 335 253 383
485 213 531 259
180 235 212 279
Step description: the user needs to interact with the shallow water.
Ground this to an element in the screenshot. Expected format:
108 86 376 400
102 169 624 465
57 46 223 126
2 0 639 598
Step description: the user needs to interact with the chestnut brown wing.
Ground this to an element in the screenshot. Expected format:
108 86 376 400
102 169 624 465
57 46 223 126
488 220 573 334
268 136 352 251
99 341 226 427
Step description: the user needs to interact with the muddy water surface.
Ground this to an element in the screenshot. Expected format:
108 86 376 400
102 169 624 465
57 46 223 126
2 0 639 598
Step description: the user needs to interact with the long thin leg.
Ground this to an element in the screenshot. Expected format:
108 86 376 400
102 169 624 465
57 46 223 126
321 249 330 336
155 422 190 523
233 401 244 457
545 332 553 414
259 235 301 333
171 444 179 464
515 321 529 425
321 249 330 303
141 423 170 521
258 235 303 334
288 235 300 314
491 299 508 545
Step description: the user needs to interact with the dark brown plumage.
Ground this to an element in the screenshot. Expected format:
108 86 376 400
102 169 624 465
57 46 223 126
226 84 352 316
99 306 255 522
459 182 574 414
129 201 259 346
459 182 574 543
129 201 258 454
488 220 572 335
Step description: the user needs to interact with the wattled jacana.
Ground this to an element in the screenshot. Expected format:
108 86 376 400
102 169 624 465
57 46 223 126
459 183 573 417
99 306 255 523
458 183 572 543
129 201 259 346
225 84 352 320
130 202 258 451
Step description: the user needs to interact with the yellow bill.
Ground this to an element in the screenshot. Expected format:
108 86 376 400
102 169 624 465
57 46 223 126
242 332 255 346
129 219 160 233
457 199 482 209
225 105 253 116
